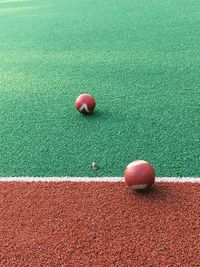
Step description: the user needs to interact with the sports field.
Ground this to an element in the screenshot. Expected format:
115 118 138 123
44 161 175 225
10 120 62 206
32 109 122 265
0 0 200 266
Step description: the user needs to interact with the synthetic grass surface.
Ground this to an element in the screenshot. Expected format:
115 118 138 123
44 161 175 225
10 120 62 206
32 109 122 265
0 0 200 177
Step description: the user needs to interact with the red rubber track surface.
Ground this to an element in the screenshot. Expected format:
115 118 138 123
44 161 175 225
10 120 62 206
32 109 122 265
0 182 199 266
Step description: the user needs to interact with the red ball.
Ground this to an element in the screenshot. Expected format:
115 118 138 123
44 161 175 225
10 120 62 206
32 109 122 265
124 160 156 192
75 94 96 115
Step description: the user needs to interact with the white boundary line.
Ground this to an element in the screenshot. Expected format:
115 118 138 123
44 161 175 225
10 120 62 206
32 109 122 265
0 177 199 183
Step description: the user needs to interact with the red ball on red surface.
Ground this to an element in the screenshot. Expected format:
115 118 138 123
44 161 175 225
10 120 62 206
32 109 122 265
124 160 156 192
75 94 96 115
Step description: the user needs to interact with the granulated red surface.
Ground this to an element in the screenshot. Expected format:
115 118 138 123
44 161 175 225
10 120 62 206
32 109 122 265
0 182 199 266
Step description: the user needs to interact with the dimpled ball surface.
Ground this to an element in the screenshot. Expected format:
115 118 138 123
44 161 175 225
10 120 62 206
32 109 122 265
75 94 96 115
124 160 156 192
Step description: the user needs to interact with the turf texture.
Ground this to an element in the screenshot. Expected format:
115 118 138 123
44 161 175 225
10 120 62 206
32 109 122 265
0 0 199 177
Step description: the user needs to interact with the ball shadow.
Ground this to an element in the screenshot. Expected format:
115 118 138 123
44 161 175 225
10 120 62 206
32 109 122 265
81 109 113 121
127 183 171 200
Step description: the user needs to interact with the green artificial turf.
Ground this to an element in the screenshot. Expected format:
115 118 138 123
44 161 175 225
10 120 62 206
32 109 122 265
0 0 199 177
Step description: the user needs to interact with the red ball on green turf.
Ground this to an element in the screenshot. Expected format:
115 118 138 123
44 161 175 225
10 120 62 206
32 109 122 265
75 94 96 115
124 160 156 192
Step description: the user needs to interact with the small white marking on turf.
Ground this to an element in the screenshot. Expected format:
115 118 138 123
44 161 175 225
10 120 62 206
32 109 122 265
0 177 200 183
